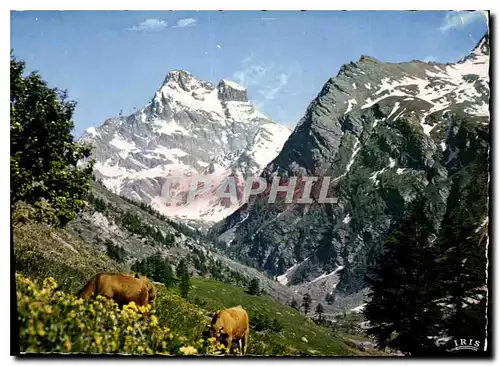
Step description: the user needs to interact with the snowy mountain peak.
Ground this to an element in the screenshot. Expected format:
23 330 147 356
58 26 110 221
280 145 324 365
162 70 214 93
473 32 489 56
218 79 248 102
219 79 246 90
81 70 291 227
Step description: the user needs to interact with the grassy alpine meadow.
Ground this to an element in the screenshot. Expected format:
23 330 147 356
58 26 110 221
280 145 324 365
13 222 380 356
185 277 383 356
16 272 373 356
15 274 223 355
13 222 124 294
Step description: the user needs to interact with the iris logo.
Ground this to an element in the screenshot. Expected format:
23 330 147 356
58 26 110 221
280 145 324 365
448 339 481 352
434 337 482 352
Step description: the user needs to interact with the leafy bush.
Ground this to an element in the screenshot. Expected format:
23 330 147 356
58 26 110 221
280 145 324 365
154 288 209 343
15 274 222 355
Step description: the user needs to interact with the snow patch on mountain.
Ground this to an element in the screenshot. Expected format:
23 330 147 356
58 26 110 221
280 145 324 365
277 258 310 286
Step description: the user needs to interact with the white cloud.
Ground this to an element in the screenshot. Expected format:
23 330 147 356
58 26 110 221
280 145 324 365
259 73 290 101
216 44 221 49
174 18 197 28
233 55 292 107
129 19 168 32
439 11 486 32
233 56 268 87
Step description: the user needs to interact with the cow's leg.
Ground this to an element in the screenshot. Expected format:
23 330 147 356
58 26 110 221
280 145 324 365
138 288 148 306
243 330 249 355
226 336 233 355
238 337 243 355
238 338 244 356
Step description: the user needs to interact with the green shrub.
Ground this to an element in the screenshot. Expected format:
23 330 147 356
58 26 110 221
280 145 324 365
154 288 208 343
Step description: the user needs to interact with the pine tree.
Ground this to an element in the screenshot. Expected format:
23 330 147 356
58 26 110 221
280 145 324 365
11 53 94 226
92 196 106 212
325 292 336 305
177 259 190 299
364 196 442 355
435 156 488 348
302 293 312 315
289 298 299 310
131 255 176 288
315 303 325 322
247 278 260 295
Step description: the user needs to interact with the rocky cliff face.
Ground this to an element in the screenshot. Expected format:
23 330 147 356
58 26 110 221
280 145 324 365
212 34 490 300
80 71 290 228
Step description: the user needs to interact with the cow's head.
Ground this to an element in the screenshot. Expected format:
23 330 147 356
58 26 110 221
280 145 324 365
209 313 230 349
209 322 225 339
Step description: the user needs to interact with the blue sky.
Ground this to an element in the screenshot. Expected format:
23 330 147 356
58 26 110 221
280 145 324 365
11 11 488 136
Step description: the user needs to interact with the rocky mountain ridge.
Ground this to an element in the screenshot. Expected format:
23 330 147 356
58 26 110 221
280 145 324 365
212 34 490 300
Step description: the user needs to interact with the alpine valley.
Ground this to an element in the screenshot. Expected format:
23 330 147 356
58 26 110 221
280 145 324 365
82 33 490 304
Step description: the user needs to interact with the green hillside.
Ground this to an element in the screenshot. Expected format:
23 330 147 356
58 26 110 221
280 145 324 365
187 277 379 355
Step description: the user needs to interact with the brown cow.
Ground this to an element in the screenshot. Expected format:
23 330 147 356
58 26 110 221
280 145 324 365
77 272 157 307
210 305 249 355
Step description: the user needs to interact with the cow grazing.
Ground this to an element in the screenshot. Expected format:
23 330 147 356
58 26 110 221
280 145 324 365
77 272 157 307
210 305 249 355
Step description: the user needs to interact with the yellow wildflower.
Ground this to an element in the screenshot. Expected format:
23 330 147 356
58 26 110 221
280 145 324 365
36 322 46 337
43 305 52 314
64 338 72 352
94 334 103 346
180 346 197 355
149 315 159 327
